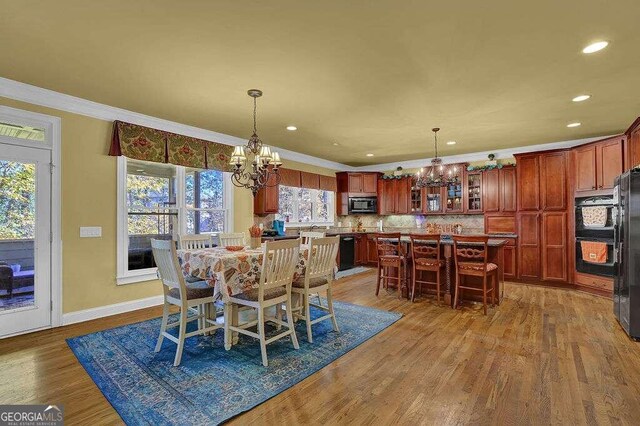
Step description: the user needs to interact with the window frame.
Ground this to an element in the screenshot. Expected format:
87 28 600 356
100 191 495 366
276 185 335 228
116 157 233 285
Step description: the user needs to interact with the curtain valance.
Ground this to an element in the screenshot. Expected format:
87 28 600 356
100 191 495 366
109 121 233 171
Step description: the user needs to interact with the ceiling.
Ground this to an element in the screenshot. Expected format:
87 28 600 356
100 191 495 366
1 0 639 166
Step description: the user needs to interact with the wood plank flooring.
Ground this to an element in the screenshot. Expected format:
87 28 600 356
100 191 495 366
1 270 640 425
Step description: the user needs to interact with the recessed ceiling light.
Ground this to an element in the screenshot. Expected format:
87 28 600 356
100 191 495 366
332 142 339 146
567 122 581 128
446 141 457 145
572 94 591 102
366 153 374 157
582 41 609 54
286 125 297 131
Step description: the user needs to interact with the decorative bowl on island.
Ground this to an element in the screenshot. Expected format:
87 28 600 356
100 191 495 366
225 245 245 252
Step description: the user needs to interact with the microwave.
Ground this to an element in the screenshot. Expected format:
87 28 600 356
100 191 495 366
348 197 378 214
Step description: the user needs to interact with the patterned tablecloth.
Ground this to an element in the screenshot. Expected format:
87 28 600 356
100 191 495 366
177 247 309 302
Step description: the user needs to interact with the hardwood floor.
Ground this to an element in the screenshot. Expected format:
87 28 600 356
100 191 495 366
1 270 640 425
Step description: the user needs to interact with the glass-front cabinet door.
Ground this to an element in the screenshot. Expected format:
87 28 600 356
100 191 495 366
445 182 463 212
466 171 483 212
424 187 443 213
410 178 423 213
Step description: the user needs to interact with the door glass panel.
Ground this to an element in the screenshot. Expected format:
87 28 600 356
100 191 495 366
0 160 36 311
0 123 45 142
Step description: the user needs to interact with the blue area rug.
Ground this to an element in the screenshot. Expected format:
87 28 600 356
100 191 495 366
67 300 401 425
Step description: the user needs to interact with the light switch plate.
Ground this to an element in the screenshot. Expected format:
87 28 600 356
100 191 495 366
80 226 102 238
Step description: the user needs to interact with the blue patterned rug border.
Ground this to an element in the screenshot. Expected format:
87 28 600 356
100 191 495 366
67 300 402 425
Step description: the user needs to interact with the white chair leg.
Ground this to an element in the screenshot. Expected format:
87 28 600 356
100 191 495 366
327 285 340 333
174 307 188 366
258 307 268 367
155 299 170 352
304 293 313 343
287 295 300 350
224 302 232 351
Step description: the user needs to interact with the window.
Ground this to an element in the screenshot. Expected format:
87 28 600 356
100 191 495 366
117 158 232 284
277 185 334 226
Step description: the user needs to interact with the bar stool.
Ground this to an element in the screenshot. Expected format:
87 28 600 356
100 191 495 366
375 233 406 299
452 235 497 315
409 234 444 302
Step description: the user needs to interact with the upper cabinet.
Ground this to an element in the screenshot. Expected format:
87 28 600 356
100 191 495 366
625 117 640 170
516 154 541 211
483 165 516 213
500 166 517 212
338 172 379 196
575 136 624 193
540 151 568 211
378 177 411 215
465 171 483 212
254 171 280 215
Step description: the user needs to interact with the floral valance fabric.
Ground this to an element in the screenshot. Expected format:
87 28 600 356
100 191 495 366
109 121 233 171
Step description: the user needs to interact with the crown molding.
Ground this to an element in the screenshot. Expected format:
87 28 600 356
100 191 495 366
349 135 615 172
0 77 613 174
0 77 350 171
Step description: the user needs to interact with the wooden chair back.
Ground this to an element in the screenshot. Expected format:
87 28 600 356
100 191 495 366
259 238 300 296
306 236 339 280
218 232 245 247
150 239 187 297
300 231 326 246
375 233 403 267
178 234 211 250
409 234 441 265
452 235 489 273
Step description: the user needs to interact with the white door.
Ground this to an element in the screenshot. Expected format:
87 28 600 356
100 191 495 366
0 144 51 337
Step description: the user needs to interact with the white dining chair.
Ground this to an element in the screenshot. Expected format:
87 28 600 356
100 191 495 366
218 232 246 247
299 231 326 247
291 236 340 343
150 239 220 366
224 238 300 367
178 233 211 250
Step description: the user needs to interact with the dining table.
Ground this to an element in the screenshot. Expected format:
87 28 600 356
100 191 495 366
177 246 311 303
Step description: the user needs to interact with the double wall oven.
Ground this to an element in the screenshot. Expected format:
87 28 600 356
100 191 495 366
575 195 615 277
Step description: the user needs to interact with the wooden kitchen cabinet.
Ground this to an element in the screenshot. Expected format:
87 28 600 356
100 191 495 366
517 154 540 211
625 117 640 170
465 171 483 212
503 238 517 280
542 212 568 281
482 169 500 212
337 172 379 196
355 234 368 265
378 177 411 215
515 150 570 283
574 136 624 193
540 151 567 211
253 171 279 215
517 212 541 280
367 235 378 265
500 166 517 212
575 144 597 191
599 138 624 189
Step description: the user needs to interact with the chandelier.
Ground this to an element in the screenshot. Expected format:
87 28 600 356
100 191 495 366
415 127 460 188
230 89 282 196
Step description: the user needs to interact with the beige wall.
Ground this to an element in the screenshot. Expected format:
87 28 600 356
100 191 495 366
0 97 338 313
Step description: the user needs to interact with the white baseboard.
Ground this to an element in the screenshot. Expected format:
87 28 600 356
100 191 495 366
62 295 164 326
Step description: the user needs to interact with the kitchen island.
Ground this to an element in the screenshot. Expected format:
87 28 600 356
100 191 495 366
262 230 507 307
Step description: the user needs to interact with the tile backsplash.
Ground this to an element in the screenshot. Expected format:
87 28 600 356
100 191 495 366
253 213 484 235
336 214 485 233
